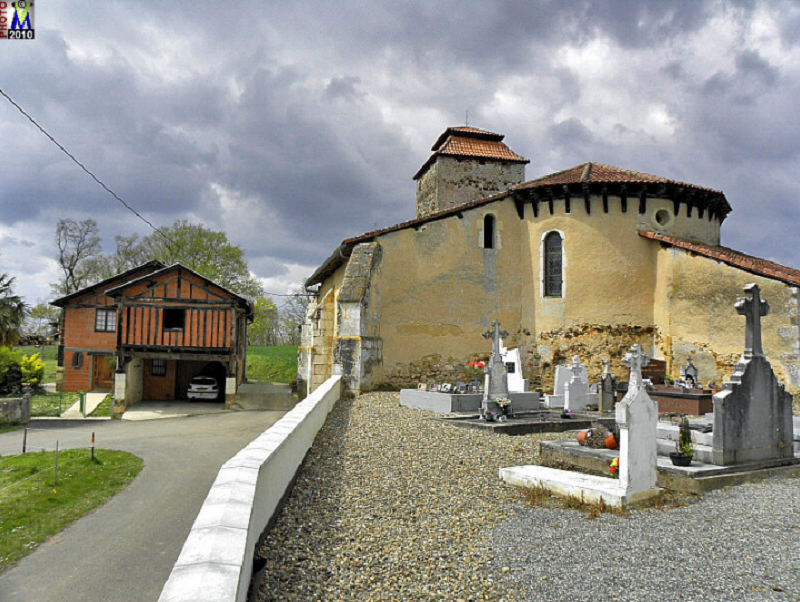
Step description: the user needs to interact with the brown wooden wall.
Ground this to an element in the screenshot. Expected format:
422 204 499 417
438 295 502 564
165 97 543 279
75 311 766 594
120 305 233 349
142 359 177 400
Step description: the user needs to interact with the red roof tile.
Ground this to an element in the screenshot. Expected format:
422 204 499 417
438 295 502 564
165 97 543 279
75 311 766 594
520 162 722 194
639 230 800 287
414 127 529 180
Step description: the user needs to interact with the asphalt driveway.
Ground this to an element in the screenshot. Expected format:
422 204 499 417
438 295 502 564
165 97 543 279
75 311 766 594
0 406 291 602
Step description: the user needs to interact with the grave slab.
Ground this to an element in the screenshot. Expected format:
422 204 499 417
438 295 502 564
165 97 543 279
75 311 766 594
500 465 659 508
399 390 540 414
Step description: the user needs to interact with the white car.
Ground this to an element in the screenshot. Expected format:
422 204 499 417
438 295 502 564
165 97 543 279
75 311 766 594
187 376 219 401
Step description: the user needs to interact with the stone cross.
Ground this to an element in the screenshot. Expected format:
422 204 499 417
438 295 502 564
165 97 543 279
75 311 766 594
483 321 509 359
482 320 510 419
735 283 770 359
622 344 650 390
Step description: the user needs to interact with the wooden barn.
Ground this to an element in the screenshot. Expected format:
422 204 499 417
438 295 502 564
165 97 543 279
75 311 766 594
52 262 253 411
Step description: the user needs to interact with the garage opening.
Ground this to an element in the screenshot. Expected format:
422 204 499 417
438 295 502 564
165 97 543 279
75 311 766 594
141 358 227 402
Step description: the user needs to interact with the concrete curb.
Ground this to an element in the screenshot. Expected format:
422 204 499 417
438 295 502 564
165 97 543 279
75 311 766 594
157 376 342 602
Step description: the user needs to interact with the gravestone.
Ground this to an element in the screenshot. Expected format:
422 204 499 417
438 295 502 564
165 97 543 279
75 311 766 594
616 344 660 499
544 361 579 408
481 321 510 420
712 284 795 465
599 359 616 412
564 356 599 412
499 343 661 507
680 357 699 387
499 340 530 392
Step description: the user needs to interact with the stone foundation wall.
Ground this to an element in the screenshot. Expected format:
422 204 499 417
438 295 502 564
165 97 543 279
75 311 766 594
384 353 491 390
0 391 31 424
521 324 658 391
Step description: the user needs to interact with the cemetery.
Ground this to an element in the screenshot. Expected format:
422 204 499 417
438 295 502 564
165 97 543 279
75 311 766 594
399 284 800 505
501 284 800 504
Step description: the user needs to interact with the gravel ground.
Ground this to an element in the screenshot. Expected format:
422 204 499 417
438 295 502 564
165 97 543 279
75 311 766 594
257 392 800 601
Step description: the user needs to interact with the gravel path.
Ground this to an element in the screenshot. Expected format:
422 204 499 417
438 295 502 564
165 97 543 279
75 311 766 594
256 392 800 601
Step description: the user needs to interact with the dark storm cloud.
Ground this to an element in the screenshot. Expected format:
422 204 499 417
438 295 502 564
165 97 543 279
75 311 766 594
1 0 799 301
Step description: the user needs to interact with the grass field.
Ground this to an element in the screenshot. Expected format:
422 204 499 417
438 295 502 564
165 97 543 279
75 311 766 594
15 345 58 384
0 448 142 572
30 392 80 418
246 346 297 384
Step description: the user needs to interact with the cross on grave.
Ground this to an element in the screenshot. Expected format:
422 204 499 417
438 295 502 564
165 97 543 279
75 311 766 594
622 344 650 390
483 321 509 358
481 321 510 419
735 283 770 359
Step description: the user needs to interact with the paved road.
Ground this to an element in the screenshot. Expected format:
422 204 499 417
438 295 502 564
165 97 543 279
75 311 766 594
0 401 293 602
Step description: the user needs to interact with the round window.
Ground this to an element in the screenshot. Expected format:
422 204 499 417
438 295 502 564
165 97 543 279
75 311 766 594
653 208 673 228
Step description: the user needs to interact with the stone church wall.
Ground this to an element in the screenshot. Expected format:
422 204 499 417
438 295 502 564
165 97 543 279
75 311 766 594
302 190 798 408
416 156 525 218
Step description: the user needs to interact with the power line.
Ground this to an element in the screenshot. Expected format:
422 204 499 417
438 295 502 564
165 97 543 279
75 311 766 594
0 86 172 246
0 86 315 300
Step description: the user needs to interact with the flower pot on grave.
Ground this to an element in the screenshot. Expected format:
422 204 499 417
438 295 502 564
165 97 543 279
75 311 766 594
604 434 619 450
669 453 693 467
577 430 589 446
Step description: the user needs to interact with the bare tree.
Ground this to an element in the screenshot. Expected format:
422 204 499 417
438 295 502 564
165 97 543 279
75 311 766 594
54 218 103 295
279 289 312 345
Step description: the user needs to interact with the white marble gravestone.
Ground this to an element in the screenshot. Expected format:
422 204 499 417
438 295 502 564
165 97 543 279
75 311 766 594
500 344 662 508
545 356 597 410
564 356 599 412
499 339 529 393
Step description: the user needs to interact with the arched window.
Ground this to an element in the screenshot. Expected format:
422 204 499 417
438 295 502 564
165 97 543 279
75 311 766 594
544 232 563 297
483 215 496 249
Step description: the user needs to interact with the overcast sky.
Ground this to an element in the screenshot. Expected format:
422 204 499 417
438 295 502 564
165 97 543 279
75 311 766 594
1 0 799 304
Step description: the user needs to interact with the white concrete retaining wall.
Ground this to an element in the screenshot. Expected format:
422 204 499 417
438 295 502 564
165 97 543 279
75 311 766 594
158 375 342 602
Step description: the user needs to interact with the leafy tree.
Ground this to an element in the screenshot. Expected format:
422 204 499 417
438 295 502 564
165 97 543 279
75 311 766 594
53 218 103 295
248 297 280 346
0 272 26 346
51 219 264 300
131 220 263 298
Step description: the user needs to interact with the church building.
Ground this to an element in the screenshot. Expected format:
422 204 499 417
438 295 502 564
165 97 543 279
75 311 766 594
299 126 800 400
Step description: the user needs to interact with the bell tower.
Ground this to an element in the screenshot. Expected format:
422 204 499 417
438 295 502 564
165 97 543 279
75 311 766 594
413 127 529 219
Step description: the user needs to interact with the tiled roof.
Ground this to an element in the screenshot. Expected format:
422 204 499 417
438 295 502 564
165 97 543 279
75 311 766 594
414 127 529 180
639 230 800 287
306 162 731 287
431 126 505 150
519 162 722 194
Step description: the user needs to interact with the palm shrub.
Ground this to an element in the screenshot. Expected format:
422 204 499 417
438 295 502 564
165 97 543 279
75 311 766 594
0 273 26 346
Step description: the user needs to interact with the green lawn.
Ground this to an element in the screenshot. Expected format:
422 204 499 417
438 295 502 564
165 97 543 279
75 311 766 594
0 449 143 572
0 424 22 435
246 346 297 384
30 392 80 418
89 394 113 418
15 345 58 384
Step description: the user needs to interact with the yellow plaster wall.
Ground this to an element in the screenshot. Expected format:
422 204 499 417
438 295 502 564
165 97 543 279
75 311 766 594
373 199 531 374
653 245 798 392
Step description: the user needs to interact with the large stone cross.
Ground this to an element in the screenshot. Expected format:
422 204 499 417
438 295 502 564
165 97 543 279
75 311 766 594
622 343 650 389
483 321 509 361
735 283 770 359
